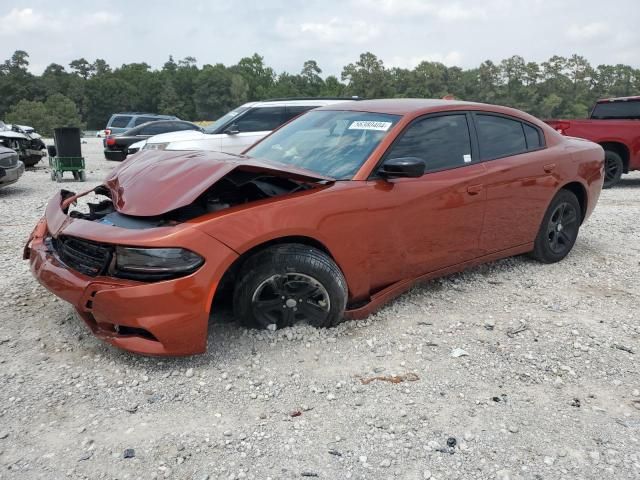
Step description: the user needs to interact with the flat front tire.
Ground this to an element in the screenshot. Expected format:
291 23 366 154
530 189 581 264
233 244 347 330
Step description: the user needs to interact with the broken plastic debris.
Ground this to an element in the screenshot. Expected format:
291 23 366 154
359 372 419 385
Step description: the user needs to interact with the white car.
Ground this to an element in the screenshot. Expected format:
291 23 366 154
140 98 356 154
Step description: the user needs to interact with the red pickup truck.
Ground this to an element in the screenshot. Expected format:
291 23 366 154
545 96 640 188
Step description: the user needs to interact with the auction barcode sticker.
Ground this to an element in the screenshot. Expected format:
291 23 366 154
348 121 393 131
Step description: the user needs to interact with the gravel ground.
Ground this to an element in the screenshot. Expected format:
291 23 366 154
0 138 639 480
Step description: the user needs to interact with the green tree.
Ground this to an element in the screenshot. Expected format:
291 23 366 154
6 99 52 134
341 52 392 98
45 93 84 129
69 58 95 79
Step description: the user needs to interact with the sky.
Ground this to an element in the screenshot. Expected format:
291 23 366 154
0 0 638 76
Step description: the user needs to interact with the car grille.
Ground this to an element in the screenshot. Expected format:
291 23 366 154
51 236 113 277
0 152 18 168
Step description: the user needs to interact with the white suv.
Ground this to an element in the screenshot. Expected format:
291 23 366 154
137 98 356 154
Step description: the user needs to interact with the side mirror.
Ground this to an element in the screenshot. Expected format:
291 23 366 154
224 124 240 135
379 157 425 178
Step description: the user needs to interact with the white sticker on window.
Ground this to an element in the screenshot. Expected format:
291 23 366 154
463 154 472 163
348 121 392 131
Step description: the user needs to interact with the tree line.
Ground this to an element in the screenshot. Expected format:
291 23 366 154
1 50 638 135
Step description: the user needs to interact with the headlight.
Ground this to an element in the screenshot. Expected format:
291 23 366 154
143 142 169 151
115 247 204 280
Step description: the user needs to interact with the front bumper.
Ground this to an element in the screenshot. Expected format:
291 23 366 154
24 193 239 356
0 161 24 186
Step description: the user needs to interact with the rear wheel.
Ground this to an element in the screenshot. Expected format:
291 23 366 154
603 150 623 188
233 244 347 330
530 190 581 263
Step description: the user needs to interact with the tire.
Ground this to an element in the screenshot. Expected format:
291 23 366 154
54 171 62 183
603 150 623 188
50 171 55 181
530 189 581 264
233 244 347 330
72 171 79 180
79 171 86 182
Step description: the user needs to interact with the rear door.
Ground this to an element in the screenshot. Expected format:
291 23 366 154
220 106 286 153
473 113 553 253
365 112 487 288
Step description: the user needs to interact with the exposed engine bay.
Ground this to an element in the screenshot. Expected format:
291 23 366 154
66 170 322 228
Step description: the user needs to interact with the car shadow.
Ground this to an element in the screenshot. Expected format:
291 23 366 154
0 185 32 196
85 254 532 368
614 177 640 189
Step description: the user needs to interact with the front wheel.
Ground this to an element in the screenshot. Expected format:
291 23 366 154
233 244 347 330
603 150 623 188
530 190 581 263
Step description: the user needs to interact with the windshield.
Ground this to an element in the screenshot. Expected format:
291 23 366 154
204 106 251 134
246 110 400 179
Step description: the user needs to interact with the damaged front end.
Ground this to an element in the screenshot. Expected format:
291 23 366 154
24 151 333 355
26 150 333 276
0 122 46 167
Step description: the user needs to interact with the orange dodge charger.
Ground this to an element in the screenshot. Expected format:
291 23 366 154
25 99 604 356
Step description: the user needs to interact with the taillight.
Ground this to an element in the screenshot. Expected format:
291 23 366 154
550 121 570 135
105 129 111 136
105 136 116 146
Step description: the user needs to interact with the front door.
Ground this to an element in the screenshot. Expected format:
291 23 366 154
364 113 487 291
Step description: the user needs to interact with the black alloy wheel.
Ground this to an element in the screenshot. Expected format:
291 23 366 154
233 244 347 330
546 201 579 255
251 273 331 329
603 150 623 188
531 189 581 263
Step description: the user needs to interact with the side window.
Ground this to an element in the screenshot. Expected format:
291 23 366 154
476 115 527 159
141 123 168 135
180 122 200 130
110 116 132 128
174 122 200 131
523 123 542 150
234 107 285 133
134 116 159 126
283 106 315 123
386 114 472 173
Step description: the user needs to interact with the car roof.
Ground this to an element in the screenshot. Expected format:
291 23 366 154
244 98 357 108
111 112 176 117
314 98 491 115
596 95 640 103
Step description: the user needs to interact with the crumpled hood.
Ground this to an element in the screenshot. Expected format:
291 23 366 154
104 149 333 217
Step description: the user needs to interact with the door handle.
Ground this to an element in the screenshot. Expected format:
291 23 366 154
544 163 556 173
466 184 483 195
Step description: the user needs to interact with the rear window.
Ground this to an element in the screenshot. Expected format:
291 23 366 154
476 115 527 159
110 116 132 128
591 100 640 120
523 123 543 149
